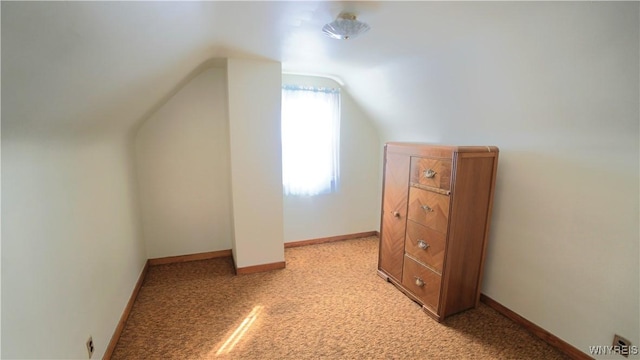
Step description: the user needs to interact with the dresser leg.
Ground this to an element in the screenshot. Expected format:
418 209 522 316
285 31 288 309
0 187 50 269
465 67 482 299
376 270 391 282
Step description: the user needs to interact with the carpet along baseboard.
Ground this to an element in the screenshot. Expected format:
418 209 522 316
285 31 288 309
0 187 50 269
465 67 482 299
103 260 149 360
284 230 379 248
479 294 593 360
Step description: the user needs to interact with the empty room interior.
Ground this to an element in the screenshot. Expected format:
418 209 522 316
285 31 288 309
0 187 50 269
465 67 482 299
1 1 639 359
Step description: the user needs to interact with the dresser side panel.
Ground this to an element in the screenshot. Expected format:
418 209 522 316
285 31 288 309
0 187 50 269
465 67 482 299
441 154 497 317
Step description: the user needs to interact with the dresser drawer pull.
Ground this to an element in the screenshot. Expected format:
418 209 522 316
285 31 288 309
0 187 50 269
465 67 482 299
414 276 425 287
417 240 430 250
421 205 433 212
391 211 401 218
423 169 437 178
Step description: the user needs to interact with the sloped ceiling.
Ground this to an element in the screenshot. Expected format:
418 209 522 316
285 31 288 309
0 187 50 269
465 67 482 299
2 1 377 138
1 1 633 141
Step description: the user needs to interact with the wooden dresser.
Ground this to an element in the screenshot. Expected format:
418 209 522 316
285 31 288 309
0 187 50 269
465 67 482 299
377 143 499 321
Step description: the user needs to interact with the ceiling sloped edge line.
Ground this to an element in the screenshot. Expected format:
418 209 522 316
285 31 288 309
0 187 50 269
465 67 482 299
129 57 227 138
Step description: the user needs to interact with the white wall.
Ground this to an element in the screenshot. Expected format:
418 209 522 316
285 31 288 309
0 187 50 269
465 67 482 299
227 58 285 268
1 132 146 359
136 66 232 259
281 74 381 242
359 3 639 356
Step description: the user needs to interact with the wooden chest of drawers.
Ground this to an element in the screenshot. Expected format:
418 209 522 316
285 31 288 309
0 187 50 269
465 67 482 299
377 143 499 321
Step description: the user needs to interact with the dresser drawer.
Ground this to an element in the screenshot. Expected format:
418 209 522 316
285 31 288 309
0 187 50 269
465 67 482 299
405 220 446 273
407 187 450 233
402 255 441 312
411 157 451 191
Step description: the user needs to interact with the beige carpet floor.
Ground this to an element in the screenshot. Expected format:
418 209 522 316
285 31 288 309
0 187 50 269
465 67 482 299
112 237 569 359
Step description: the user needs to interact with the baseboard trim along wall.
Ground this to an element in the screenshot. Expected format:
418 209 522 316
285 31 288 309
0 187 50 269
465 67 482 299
104 260 149 360
284 230 379 248
236 261 287 275
148 249 233 266
479 294 593 360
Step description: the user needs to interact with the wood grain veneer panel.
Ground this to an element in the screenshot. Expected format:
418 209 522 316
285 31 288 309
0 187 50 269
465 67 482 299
378 151 411 282
405 220 446 273
407 187 450 234
441 154 496 317
402 255 442 313
410 157 452 190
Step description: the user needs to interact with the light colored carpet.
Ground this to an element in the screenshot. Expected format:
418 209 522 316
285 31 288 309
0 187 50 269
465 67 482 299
112 237 568 359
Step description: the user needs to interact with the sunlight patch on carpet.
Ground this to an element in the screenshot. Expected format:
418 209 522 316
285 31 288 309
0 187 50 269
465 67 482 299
214 305 264 356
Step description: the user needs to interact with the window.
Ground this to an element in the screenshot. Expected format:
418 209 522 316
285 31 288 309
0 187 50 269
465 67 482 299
281 85 340 196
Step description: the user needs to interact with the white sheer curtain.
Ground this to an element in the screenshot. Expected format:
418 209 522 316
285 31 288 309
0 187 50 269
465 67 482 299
281 85 340 196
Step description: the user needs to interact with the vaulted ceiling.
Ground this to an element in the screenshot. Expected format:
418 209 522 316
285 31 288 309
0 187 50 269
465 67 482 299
2 1 634 143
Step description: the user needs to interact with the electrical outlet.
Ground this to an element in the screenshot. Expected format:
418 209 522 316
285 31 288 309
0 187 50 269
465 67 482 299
613 334 631 358
86 336 94 359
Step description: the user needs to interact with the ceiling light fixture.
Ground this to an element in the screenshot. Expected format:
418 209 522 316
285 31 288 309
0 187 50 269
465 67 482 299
322 13 370 40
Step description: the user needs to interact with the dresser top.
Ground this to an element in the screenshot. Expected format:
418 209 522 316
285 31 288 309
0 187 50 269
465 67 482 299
385 142 499 158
